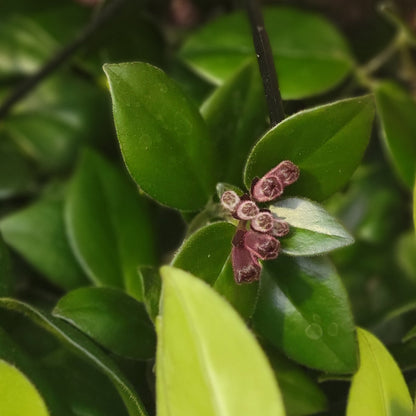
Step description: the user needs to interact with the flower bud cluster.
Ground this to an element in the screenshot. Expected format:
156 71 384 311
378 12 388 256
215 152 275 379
220 160 299 284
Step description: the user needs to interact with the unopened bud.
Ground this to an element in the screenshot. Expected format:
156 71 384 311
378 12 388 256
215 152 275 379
270 160 300 187
231 245 261 284
251 212 274 233
236 200 259 220
245 230 280 260
271 219 290 237
221 190 240 212
251 175 283 202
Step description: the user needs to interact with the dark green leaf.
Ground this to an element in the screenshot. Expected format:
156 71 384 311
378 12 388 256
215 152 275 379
375 81 416 188
53 287 155 360
201 61 267 184
180 7 353 99
0 193 88 290
396 232 416 283
137 266 161 323
244 96 375 201
104 62 216 211
65 149 155 294
0 235 12 296
0 297 149 416
253 256 357 373
270 197 354 256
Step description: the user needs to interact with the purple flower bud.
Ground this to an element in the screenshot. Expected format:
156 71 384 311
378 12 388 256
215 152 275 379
270 160 300 187
231 245 261 284
244 230 280 260
236 200 259 220
251 211 274 233
251 175 283 203
221 190 240 213
271 219 290 237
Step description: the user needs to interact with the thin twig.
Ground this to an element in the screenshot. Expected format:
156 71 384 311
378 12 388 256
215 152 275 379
0 0 127 121
244 0 285 126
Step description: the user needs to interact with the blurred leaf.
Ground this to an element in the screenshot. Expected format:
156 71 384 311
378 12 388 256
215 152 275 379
265 346 328 416
201 61 267 184
137 266 161 323
53 287 155 360
397 232 416 283
0 235 12 296
375 81 416 188
253 256 357 373
180 7 353 99
157 266 286 416
0 193 88 290
270 197 354 256
104 62 216 211
0 359 50 416
65 149 155 294
172 222 258 319
0 297 149 416
347 328 412 416
244 96 374 201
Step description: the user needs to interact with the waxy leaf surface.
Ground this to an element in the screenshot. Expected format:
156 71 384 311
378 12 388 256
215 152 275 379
53 287 156 360
347 328 412 416
244 96 374 201
157 266 286 416
180 7 353 99
104 62 216 211
270 197 354 256
253 256 357 373
65 149 155 295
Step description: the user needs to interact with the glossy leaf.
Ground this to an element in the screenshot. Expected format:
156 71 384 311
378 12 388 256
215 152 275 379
0 297 148 416
0 359 50 416
0 194 88 290
253 256 357 373
65 149 155 294
201 61 267 184
270 197 354 256
375 81 416 188
347 328 412 416
157 266 286 416
104 62 216 211
53 287 156 360
180 7 353 99
244 96 375 201
172 222 258 319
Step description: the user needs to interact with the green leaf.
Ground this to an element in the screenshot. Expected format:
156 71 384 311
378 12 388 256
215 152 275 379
172 222 258 319
65 149 155 294
253 256 357 373
157 266 286 416
0 297 148 416
137 266 161 323
201 61 267 184
0 235 12 296
53 287 156 360
104 62 216 211
0 359 50 416
180 7 353 99
244 96 375 201
0 193 88 290
347 328 413 416
270 197 354 256
375 81 416 188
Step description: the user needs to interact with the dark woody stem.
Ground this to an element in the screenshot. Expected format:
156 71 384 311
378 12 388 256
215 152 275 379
244 0 285 126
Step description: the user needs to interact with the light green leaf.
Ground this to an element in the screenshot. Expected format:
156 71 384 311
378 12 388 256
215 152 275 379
65 149 155 294
0 297 148 416
0 193 88 290
104 62 216 211
157 266 286 416
270 197 354 256
0 359 50 416
244 95 374 201
347 328 412 416
253 256 357 373
375 80 416 188
180 7 353 99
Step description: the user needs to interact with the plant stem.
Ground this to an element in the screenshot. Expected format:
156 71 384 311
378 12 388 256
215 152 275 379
244 0 285 126
0 0 127 121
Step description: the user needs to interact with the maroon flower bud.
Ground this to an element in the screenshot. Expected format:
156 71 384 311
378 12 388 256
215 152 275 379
251 211 274 233
221 190 240 213
271 219 290 237
231 245 261 284
236 200 259 220
251 175 283 203
244 230 280 260
270 160 300 187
